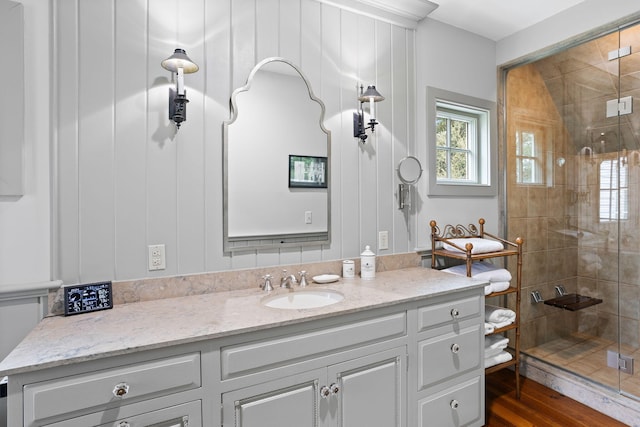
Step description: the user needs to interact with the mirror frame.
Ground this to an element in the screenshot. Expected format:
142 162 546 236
223 57 331 253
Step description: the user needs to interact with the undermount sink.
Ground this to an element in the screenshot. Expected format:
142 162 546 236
262 289 344 309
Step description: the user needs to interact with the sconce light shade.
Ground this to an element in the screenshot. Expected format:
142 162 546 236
358 85 385 103
161 48 199 74
354 84 384 143
161 48 199 129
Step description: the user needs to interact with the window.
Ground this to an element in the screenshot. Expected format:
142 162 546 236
515 129 544 184
427 87 496 197
436 107 478 182
599 157 628 222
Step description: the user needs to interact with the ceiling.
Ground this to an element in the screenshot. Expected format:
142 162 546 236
428 0 586 41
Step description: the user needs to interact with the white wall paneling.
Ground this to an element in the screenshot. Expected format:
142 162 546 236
53 0 419 283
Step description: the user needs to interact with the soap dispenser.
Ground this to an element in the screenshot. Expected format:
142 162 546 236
360 245 376 280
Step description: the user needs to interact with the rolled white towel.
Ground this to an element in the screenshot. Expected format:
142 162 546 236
442 238 504 254
485 350 513 368
442 261 511 282
489 281 510 293
484 322 495 335
485 304 516 324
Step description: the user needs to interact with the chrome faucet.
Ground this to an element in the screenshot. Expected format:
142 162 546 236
260 274 274 292
280 270 298 288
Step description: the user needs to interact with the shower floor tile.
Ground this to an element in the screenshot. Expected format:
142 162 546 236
525 333 640 396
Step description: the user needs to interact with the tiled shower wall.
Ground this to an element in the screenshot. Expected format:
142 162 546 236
505 24 640 352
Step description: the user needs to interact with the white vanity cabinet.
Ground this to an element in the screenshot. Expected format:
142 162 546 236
414 292 484 426
221 348 405 427
218 309 408 427
2 272 485 427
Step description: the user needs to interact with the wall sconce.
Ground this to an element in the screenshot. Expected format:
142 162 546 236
353 84 384 143
161 48 199 129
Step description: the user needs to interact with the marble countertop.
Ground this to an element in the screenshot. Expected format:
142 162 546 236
0 267 484 376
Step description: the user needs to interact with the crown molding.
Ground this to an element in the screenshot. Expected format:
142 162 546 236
317 0 438 29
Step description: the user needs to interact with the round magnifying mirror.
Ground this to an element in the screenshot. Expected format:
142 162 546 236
397 156 423 184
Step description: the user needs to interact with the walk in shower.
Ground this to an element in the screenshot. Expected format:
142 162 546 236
503 21 640 403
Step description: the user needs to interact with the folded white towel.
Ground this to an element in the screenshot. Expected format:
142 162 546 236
488 319 516 329
489 281 510 293
442 261 511 282
484 322 495 335
483 284 492 295
442 238 504 254
485 335 509 357
485 350 513 368
485 304 516 324
485 335 509 350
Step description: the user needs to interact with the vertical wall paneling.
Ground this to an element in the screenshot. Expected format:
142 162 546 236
339 11 361 258
114 0 148 280
256 0 279 62
175 0 206 274
319 4 342 262
229 0 259 269
391 25 410 252
375 20 393 254
279 0 301 64
357 14 378 251
300 0 324 263
54 0 419 282
78 0 116 281
204 0 232 273
54 0 80 284
405 30 417 251
147 0 179 277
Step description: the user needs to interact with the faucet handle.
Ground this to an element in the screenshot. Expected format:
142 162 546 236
298 271 308 287
261 274 274 292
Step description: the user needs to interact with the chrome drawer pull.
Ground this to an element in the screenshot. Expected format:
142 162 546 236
117 422 131 427
451 343 461 354
113 382 130 398
450 399 460 409
450 308 460 318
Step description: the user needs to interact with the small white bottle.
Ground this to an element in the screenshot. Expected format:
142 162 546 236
360 245 376 280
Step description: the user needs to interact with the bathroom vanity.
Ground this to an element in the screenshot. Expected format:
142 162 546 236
0 267 485 426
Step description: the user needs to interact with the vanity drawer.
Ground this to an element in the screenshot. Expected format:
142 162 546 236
418 323 481 390
418 376 482 427
221 312 406 379
23 353 201 425
417 294 481 331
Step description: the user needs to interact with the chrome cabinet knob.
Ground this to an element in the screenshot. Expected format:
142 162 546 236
451 343 461 354
450 308 460 318
117 423 131 427
113 382 130 398
450 399 460 409
329 383 340 395
320 385 331 398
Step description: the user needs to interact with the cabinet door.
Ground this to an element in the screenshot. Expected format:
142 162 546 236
221 369 325 427
328 347 406 427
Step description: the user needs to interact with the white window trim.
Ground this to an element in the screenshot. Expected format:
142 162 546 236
426 87 497 197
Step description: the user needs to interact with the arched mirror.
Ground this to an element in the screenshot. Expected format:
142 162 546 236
223 58 331 252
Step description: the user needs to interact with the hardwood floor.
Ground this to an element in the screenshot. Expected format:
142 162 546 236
485 369 628 426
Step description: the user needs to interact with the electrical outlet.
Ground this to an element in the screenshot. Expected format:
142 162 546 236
148 244 166 271
305 211 312 224
378 231 389 250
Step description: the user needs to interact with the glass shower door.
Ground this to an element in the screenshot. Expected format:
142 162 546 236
616 23 640 400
